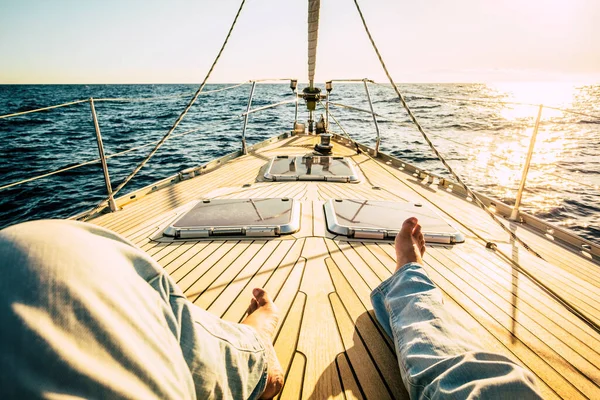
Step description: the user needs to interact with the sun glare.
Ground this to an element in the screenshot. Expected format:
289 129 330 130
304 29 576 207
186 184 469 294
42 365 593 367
489 82 577 120
456 82 588 213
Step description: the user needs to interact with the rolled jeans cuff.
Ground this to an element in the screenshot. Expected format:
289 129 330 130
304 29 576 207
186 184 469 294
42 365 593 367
370 262 422 338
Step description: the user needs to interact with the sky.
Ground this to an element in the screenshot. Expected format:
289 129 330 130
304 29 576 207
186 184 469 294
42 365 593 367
1 0 599 84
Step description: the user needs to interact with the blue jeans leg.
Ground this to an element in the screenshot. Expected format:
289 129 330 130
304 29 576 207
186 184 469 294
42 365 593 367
0 220 267 399
371 262 542 400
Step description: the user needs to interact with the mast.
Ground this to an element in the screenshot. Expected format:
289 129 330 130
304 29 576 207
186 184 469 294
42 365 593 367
305 0 321 132
307 0 320 90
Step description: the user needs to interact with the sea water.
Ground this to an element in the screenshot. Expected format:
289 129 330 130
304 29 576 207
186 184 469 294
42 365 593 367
0 83 598 243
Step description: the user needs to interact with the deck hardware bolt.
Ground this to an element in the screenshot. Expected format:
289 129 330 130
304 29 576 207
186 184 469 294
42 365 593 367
486 242 497 250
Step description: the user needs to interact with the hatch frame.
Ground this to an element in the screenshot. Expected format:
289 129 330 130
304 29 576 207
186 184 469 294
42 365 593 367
263 155 360 183
162 198 301 239
323 199 465 244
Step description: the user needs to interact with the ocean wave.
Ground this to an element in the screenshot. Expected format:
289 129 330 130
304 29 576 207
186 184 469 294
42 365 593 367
0 118 54 127
0 83 598 244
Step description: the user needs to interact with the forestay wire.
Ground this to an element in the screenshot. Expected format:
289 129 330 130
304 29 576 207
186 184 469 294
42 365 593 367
81 0 248 220
351 0 544 259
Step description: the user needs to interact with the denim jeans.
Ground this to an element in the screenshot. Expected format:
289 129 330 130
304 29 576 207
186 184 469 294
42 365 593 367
371 262 543 399
1 220 542 399
0 220 267 399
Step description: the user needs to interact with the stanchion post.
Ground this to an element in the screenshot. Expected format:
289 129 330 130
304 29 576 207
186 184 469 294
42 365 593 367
89 98 118 212
363 79 381 157
242 81 256 155
510 104 544 221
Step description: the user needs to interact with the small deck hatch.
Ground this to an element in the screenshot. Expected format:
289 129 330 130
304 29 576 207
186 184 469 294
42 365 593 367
163 198 301 239
264 155 359 182
324 199 465 244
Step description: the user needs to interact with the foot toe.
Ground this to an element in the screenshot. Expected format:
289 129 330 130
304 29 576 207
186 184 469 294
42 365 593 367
253 287 272 307
400 217 418 236
413 224 422 238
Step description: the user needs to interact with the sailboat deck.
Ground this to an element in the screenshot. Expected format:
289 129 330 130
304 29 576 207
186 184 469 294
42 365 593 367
89 134 600 399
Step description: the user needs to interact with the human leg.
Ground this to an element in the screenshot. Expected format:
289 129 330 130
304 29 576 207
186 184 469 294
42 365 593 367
370 218 542 399
0 220 278 399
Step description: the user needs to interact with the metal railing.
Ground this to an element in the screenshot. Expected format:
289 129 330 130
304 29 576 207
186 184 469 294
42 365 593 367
0 83 252 207
1 80 599 229
321 78 600 224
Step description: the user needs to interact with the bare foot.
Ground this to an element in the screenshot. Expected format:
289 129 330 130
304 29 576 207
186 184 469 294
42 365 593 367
395 217 426 271
242 288 284 399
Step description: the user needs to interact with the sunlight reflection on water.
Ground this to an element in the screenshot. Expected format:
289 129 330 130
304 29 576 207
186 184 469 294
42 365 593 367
0 82 598 241
463 82 599 216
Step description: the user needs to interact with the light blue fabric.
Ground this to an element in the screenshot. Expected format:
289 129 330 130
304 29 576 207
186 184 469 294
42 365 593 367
371 262 543 399
0 220 267 399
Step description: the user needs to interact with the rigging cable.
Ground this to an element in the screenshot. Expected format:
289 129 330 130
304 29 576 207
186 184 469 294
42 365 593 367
326 102 599 189
369 81 600 121
81 0 248 220
93 82 249 103
351 0 544 259
0 125 210 192
0 99 89 119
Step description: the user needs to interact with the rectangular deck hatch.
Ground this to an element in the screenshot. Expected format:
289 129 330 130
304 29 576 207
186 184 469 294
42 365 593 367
163 198 301 239
264 155 359 183
324 199 465 244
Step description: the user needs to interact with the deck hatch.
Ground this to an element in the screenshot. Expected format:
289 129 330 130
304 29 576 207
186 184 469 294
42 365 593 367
324 199 465 244
163 198 301 239
264 155 359 182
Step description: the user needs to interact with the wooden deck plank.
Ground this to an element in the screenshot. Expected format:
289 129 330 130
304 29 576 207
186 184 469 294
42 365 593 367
335 353 364 400
423 247 591 399
221 240 296 323
83 134 599 399
505 223 600 282
206 241 282 318
149 241 185 262
106 166 260 233
335 241 384 290
429 246 600 387
100 158 263 232
349 241 395 281
193 241 268 309
163 241 211 275
155 241 196 266
263 239 306 312
329 293 395 400
177 241 240 294
357 158 507 240
495 242 600 309
184 241 253 303
274 292 307 396
453 239 600 352
297 237 345 399
295 201 314 239
326 257 405 399
169 241 223 282
311 201 327 237
278 352 307 400
370 242 564 400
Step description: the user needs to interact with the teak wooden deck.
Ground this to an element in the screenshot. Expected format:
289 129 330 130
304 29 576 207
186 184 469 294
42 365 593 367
89 134 600 399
